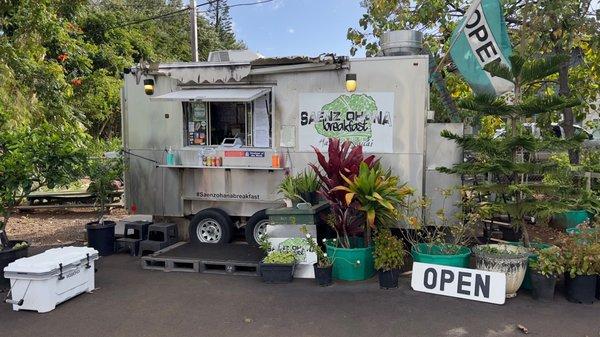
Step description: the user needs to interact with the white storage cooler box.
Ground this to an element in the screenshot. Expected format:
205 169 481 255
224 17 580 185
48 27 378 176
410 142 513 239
3 246 99 313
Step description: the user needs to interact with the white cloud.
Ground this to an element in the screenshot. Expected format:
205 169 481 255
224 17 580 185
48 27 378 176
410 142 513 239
287 28 295 34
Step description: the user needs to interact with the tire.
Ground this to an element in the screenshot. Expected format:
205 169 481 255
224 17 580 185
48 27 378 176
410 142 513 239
245 210 269 246
189 209 233 244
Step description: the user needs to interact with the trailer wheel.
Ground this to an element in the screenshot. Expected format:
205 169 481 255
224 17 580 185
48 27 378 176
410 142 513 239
244 210 269 246
189 209 233 244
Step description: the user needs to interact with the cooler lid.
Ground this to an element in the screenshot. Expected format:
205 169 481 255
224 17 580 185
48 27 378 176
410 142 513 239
3 246 99 275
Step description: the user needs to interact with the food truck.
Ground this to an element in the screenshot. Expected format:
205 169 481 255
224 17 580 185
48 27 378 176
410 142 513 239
121 31 463 246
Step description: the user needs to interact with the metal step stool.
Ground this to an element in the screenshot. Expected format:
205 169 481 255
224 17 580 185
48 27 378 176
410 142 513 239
139 223 178 256
116 221 152 256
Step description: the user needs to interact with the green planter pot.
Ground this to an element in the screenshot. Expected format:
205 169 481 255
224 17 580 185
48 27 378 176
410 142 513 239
325 239 375 281
508 242 553 290
551 210 591 229
411 243 471 268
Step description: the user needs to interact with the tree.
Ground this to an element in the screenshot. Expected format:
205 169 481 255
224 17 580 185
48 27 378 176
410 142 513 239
0 115 88 249
439 53 582 246
207 0 240 49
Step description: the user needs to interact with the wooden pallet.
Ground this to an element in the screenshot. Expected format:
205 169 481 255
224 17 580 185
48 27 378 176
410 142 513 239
141 242 262 276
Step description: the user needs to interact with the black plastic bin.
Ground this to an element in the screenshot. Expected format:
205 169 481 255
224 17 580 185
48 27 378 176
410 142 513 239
0 241 29 289
565 274 597 304
86 220 116 256
259 262 295 283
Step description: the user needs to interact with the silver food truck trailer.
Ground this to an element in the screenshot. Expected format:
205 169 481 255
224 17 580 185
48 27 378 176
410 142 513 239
121 31 463 246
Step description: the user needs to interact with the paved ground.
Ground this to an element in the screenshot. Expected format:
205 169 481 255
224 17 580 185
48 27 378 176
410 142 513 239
1 252 598 337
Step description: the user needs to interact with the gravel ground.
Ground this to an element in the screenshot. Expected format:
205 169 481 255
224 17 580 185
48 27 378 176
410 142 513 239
5 208 128 246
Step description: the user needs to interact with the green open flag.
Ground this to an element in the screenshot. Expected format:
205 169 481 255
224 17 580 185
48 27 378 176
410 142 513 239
450 0 513 95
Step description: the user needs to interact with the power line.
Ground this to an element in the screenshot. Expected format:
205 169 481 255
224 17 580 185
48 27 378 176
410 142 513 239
108 0 219 30
109 0 275 30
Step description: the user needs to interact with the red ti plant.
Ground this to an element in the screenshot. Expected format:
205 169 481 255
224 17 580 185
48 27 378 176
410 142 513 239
309 138 377 248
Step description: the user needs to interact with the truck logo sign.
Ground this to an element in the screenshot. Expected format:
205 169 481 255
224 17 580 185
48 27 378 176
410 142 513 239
298 92 394 153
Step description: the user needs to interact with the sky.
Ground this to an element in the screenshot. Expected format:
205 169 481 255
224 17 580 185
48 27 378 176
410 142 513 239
203 0 366 57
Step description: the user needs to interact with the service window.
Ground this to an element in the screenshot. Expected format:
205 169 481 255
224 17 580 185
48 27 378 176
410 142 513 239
183 94 271 147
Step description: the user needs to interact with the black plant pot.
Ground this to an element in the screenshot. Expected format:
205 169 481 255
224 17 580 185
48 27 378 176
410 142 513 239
499 226 522 242
259 262 295 284
0 241 29 290
596 275 600 300
378 269 400 289
565 274 597 304
86 220 116 256
313 263 333 287
530 271 556 301
300 192 319 205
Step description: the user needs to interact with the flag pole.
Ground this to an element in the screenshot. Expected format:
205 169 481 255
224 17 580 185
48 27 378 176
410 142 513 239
433 0 482 74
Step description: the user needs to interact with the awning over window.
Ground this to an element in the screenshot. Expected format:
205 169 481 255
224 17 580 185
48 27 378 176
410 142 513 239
151 88 270 102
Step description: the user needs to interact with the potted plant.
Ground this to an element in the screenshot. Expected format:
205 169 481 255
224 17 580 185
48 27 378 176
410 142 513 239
85 155 123 256
277 174 299 207
528 246 564 301
300 226 333 286
373 228 405 289
325 160 411 281
401 189 476 268
310 138 378 281
296 170 320 205
562 235 599 304
552 191 599 230
472 244 530 298
0 119 86 288
258 235 296 283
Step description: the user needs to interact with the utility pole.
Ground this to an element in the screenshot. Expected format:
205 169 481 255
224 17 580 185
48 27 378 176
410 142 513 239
190 0 199 62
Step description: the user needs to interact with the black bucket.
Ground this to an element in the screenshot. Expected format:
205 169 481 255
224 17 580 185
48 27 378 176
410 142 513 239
86 221 116 256
596 275 600 300
313 263 333 287
565 274 597 304
378 269 400 289
530 271 556 301
0 241 29 289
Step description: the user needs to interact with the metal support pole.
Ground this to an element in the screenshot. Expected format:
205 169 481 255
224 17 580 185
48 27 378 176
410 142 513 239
190 0 199 62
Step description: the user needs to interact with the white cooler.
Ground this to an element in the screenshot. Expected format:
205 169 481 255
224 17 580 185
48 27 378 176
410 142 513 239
3 246 99 313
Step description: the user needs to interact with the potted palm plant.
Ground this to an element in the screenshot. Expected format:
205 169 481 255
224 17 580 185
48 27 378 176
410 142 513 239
296 170 320 205
528 246 564 301
277 174 299 207
300 226 332 286
373 228 405 289
327 161 411 281
310 138 378 281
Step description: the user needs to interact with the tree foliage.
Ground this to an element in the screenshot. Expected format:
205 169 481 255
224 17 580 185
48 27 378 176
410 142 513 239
348 0 599 136
0 0 244 247
439 53 584 246
1 0 243 139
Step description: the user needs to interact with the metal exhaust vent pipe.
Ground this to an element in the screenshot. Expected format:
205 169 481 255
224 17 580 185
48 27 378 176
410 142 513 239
380 30 423 56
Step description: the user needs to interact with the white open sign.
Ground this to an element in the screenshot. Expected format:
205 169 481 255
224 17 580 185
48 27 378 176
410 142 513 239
411 262 506 305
